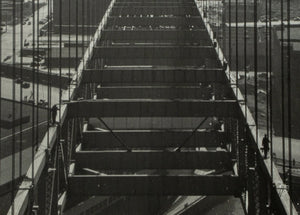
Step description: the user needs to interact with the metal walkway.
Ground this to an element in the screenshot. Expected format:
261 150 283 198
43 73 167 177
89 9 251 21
6 0 297 214
68 0 240 201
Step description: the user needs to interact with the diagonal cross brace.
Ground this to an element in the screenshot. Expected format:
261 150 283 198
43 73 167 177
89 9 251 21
97 117 131 152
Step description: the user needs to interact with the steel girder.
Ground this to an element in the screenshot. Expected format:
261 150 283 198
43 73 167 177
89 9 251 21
81 68 226 84
102 58 220 66
67 99 239 118
100 29 210 42
114 2 196 7
93 46 216 59
115 0 195 2
95 86 223 99
75 149 231 170
68 175 242 196
82 130 226 149
87 117 218 130
106 16 204 27
111 6 199 16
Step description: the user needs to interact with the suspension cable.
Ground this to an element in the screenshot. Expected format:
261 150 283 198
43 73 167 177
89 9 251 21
280 0 286 182
265 0 269 140
31 0 36 192
254 0 258 144
11 0 17 213
268 0 273 180
243 0 247 122
286 0 293 209
235 0 238 97
36 0 40 155
47 0 53 150
228 0 232 80
68 0 71 101
0 0 2 194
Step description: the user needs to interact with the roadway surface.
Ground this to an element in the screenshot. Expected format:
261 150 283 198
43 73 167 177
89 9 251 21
1 3 48 63
0 77 60 104
0 0 54 192
226 20 300 28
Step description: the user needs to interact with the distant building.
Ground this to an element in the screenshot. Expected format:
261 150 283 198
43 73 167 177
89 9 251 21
1 0 31 22
44 47 83 68
221 24 300 138
220 25 279 71
53 0 112 34
223 0 262 23
272 27 300 138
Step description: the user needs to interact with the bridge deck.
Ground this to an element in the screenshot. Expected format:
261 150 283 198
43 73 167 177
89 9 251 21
7 0 297 213
81 68 227 84
68 175 242 196
67 0 239 205
82 130 226 149
75 147 231 170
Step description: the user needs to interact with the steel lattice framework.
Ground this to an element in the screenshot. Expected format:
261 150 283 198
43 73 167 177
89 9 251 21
2 0 297 214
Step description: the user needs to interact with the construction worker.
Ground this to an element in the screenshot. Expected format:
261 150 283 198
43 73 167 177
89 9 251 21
262 134 270 159
211 117 223 132
50 104 59 125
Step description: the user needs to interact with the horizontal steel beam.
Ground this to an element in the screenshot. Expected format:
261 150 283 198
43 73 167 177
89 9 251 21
81 68 226 84
111 6 199 16
96 86 216 99
75 150 231 170
82 130 226 149
116 0 195 2
88 117 214 130
67 99 239 118
102 58 219 66
100 29 209 42
93 46 216 59
106 16 204 27
101 41 212 47
68 175 242 195
114 2 196 7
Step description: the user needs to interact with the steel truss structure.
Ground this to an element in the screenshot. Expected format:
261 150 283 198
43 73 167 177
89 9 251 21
3 0 297 214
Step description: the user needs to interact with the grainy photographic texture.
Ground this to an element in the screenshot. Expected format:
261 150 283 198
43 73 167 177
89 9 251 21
0 0 299 214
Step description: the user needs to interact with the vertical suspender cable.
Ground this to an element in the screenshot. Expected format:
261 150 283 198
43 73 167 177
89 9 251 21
286 0 293 210
254 0 258 143
222 0 225 62
59 0 62 108
31 0 36 190
90 5 93 88
45 0 50 146
68 0 71 101
87 0 90 97
76 0 78 85
47 0 53 149
82 0 87 98
0 0 2 188
82 0 85 67
268 0 273 179
57 3 63 199
280 0 286 183
228 0 231 79
243 0 247 121
58 0 64 202
265 0 269 138
11 0 16 213
235 0 238 96
19 0 24 179
36 0 40 154
87 0 90 50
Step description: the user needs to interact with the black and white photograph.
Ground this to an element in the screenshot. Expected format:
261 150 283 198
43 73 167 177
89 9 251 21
0 0 299 214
